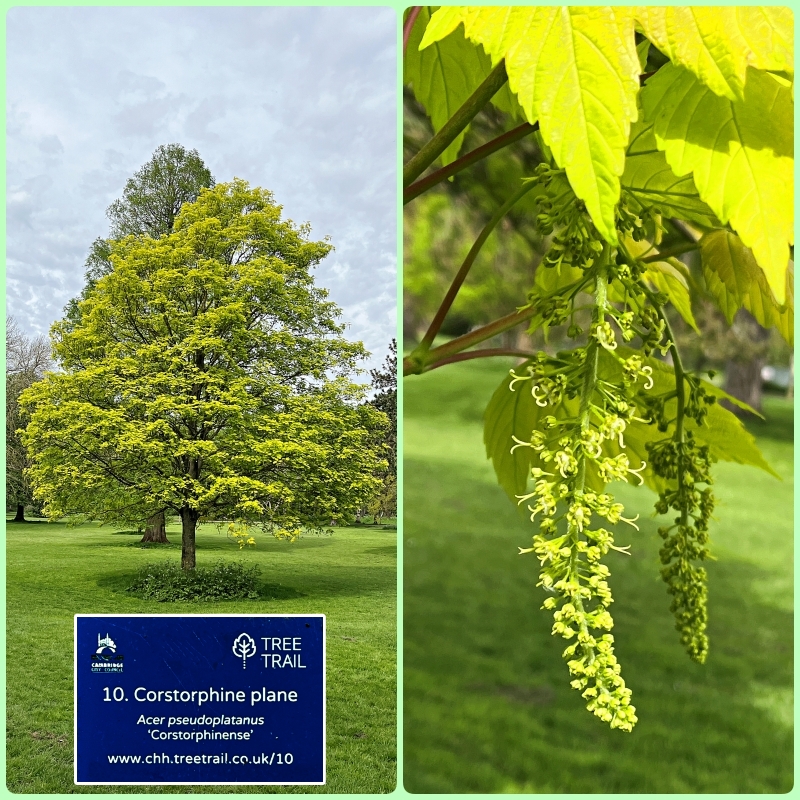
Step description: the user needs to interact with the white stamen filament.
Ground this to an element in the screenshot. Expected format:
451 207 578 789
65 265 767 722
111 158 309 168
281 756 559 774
510 435 532 453
628 461 647 485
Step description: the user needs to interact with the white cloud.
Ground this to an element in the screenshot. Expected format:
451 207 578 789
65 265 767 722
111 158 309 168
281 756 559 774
6 6 398 369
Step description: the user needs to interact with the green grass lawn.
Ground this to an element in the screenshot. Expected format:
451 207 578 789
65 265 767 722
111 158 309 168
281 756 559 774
404 358 793 794
6 520 397 793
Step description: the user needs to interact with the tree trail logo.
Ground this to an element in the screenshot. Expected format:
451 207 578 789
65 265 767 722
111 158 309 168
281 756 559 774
90 633 124 673
232 633 257 668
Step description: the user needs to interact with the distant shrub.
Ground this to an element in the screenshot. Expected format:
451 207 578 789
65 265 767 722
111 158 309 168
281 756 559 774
127 561 261 602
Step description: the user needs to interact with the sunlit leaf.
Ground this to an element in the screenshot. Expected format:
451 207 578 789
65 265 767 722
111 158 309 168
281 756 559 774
646 263 698 333
700 229 793 346
622 121 719 228
642 63 793 304
635 6 794 101
421 6 641 244
406 6 522 167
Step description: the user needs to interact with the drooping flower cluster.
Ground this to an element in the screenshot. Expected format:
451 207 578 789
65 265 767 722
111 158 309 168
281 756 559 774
510 296 655 732
645 377 717 663
614 198 717 663
510 171 723 729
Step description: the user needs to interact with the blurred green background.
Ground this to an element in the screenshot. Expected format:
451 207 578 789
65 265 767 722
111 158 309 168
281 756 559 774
403 357 793 794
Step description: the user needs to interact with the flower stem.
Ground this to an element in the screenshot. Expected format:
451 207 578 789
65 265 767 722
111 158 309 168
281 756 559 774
570 251 609 643
403 7 421 56
657 309 689 529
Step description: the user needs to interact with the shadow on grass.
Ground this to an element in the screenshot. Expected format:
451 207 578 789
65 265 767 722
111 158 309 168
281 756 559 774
91 549 397 602
95 571 306 602
121 541 181 549
363 545 397 557
87 536 334 553
353 523 398 530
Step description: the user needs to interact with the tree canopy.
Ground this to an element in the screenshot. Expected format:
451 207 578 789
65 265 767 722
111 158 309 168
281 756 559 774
365 340 397 523
370 339 397 472
22 180 386 569
66 144 215 328
107 143 215 239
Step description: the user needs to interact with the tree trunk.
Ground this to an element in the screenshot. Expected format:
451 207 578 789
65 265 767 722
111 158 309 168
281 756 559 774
180 507 199 571
723 310 771 416
140 510 169 544
12 504 25 522
724 357 766 413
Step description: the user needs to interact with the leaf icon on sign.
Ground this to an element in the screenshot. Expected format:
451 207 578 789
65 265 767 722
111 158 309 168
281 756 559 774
232 633 257 668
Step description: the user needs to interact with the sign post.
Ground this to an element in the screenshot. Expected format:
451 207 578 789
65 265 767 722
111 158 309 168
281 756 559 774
74 614 325 785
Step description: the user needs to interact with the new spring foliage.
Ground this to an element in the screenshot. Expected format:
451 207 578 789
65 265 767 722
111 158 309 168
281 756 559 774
411 5 793 302
405 5 792 730
21 181 386 554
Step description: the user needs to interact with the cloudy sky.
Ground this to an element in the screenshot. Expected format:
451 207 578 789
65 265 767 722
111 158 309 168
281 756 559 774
7 6 397 369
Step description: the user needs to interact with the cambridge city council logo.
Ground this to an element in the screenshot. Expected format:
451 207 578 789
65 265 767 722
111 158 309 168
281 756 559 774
90 633 124 673
232 633 257 668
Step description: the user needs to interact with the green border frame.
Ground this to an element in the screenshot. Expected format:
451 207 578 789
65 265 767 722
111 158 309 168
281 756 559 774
2 4 404 798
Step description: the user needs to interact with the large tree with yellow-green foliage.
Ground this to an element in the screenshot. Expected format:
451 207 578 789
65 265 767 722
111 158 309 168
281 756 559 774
21 180 386 570
65 143 215 542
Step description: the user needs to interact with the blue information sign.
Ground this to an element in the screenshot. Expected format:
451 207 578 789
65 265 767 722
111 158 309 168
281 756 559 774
74 614 325 785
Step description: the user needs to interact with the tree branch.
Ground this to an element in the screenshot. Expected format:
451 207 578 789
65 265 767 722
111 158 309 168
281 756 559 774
419 348 535 373
404 306 538 376
403 61 509 188
404 122 538 203
415 179 538 353
669 218 701 243
640 240 699 262
403 7 421 56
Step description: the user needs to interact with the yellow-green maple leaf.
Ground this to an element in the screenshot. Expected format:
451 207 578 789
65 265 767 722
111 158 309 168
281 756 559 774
635 6 793 101
642 63 793 304
700 229 793 346
405 6 522 167
420 6 641 244
622 121 719 228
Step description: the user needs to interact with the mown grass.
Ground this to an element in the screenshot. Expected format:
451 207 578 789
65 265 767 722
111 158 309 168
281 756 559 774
404 358 793 794
6 521 397 793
